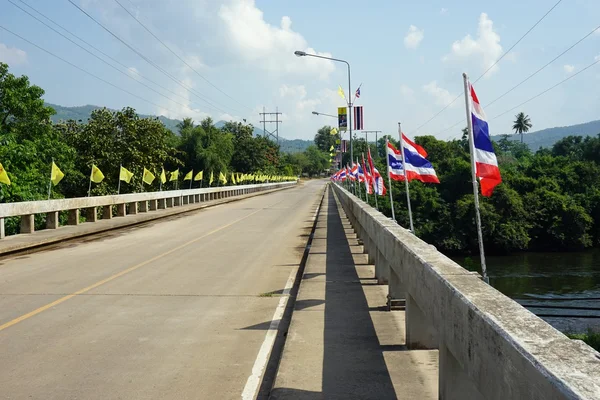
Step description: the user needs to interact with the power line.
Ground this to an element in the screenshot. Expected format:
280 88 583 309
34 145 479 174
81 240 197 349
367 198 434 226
8 0 206 116
67 0 232 116
0 24 186 119
113 0 252 113
490 57 600 121
15 0 227 116
412 0 562 133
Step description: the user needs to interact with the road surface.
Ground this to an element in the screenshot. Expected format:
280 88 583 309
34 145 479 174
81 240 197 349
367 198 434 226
0 180 325 400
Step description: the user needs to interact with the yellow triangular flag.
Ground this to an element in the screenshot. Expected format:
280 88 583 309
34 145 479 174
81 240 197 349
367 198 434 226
143 168 155 185
184 170 193 180
50 162 64 186
0 163 11 185
169 169 179 181
330 128 338 135
90 164 104 183
160 167 167 184
119 166 134 183
209 171 214 185
337 85 346 100
194 170 203 181
231 172 236 184
329 145 334 151
219 171 227 184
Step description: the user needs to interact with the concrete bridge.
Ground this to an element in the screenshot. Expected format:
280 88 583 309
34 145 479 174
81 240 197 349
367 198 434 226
0 180 598 399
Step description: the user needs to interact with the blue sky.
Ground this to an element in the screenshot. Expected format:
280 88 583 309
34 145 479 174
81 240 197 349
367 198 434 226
1 0 599 141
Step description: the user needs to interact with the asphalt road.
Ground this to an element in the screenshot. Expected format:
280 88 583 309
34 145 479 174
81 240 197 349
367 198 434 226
0 180 325 400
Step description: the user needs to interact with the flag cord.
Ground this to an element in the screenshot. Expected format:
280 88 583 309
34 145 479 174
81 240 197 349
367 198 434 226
385 139 396 222
47 158 53 200
463 73 489 284
399 123 414 233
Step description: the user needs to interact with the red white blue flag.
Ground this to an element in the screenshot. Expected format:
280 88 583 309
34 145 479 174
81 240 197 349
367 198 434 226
401 134 440 184
354 106 364 130
470 84 501 196
355 85 361 99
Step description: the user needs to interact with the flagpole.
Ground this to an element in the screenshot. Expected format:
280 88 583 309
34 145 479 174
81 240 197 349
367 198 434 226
399 123 414 232
189 170 193 189
363 152 369 204
47 159 53 200
87 165 93 197
463 72 489 284
385 139 396 222
117 163 122 195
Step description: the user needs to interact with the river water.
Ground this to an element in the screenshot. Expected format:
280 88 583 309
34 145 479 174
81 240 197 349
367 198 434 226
453 249 600 333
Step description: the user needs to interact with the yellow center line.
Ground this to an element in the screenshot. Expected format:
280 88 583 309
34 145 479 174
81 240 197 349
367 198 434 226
0 205 272 333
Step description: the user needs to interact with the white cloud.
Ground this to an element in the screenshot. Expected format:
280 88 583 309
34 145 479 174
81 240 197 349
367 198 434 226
218 0 335 79
563 64 575 73
422 81 456 107
279 84 307 99
595 27 600 35
440 8 448 14
404 25 424 49
0 43 27 66
595 55 600 62
127 66 139 75
443 13 503 76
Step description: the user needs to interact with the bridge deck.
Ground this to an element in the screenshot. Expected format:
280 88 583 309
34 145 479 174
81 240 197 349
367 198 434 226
271 187 438 399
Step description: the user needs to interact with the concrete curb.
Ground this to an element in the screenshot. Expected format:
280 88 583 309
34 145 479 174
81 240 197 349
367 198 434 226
0 185 296 257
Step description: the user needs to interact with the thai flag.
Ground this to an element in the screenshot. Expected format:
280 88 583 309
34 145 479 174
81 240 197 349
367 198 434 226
357 163 365 183
354 106 364 130
362 154 373 194
372 167 387 196
470 84 501 196
347 165 356 181
355 86 361 98
386 142 404 181
401 134 440 184
339 168 347 181
350 163 359 180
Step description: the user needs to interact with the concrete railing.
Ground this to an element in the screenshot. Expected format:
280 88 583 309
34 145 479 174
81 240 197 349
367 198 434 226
331 183 600 400
0 182 297 238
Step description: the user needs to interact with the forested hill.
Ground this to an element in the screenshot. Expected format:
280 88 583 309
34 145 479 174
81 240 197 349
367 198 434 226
491 119 600 150
46 103 312 153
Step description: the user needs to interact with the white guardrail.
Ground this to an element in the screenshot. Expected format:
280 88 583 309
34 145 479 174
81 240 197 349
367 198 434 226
0 182 297 238
331 183 600 400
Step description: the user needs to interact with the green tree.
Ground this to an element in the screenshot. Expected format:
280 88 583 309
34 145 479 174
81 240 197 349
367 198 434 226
314 125 338 153
512 112 532 144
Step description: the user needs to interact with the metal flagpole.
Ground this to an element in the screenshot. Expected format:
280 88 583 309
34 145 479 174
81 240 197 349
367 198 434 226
362 152 369 204
189 170 193 189
463 73 489 284
47 159 53 200
356 157 361 200
87 165 93 197
398 123 414 232
385 139 396 222
117 163 122 195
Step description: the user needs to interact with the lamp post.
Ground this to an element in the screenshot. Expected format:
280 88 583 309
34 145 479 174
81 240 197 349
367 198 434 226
295 51 353 188
311 111 338 119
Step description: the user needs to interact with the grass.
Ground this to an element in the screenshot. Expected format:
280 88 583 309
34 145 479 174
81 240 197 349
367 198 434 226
567 330 600 352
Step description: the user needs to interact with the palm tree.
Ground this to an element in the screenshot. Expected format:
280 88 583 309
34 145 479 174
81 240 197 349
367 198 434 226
512 112 532 144
176 117 194 134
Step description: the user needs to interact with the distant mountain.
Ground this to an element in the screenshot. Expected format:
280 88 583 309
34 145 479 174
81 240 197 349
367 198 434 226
46 103 312 153
491 120 600 150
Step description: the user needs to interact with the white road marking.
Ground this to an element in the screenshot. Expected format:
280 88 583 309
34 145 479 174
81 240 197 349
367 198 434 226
241 196 324 400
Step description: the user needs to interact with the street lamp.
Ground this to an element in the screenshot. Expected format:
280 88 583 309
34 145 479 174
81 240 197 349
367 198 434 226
294 50 353 178
312 111 338 119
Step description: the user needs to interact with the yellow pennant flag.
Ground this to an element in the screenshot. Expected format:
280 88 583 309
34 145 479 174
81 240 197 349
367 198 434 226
219 171 227 184
329 145 334 151
184 170 193 180
337 85 346 100
169 169 179 181
330 128 338 136
119 166 134 183
209 171 214 185
50 162 64 186
194 170 203 181
143 168 155 184
90 164 104 183
231 172 236 184
0 163 10 185
160 167 167 184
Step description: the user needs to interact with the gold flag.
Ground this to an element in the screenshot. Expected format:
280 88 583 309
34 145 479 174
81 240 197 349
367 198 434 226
119 166 134 183
209 171 214 185
51 162 64 186
231 172 236 184
90 165 104 183
160 167 167 184
219 171 227 184
337 85 346 100
194 170 203 181
330 128 338 135
329 145 334 151
169 169 179 181
0 163 10 185
184 170 193 180
143 168 155 184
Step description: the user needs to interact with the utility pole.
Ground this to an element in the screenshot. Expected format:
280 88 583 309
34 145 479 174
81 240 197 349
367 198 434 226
363 131 382 157
259 107 283 145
